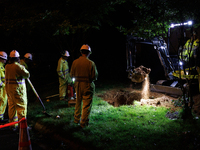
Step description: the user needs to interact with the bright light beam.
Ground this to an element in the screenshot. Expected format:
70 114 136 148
170 21 193 28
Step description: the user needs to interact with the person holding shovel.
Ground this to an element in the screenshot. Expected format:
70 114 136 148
5 50 30 131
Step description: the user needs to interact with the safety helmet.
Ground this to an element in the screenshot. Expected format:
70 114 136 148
24 53 32 60
80 44 91 52
0 51 7 60
9 50 20 58
62 50 70 57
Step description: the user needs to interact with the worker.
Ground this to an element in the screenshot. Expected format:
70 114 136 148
70 44 98 128
20 53 33 102
20 53 33 70
0 51 8 123
5 50 30 131
179 31 200 67
57 50 72 101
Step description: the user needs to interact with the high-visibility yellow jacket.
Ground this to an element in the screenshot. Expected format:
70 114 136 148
180 38 200 61
0 62 7 118
70 56 98 83
5 62 30 123
20 59 28 70
5 62 30 98
57 57 72 84
0 62 6 88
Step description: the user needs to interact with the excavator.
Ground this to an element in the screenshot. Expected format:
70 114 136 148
126 34 199 97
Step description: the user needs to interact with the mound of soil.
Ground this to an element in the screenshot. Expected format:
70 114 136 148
98 87 176 107
97 87 200 117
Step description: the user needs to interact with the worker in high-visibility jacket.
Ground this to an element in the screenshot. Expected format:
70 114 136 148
20 53 33 101
57 50 72 101
5 50 30 130
0 51 8 123
20 53 33 70
180 31 200 66
70 44 98 128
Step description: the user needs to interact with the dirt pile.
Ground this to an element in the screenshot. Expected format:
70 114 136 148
97 88 177 109
98 89 141 107
98 87 200 117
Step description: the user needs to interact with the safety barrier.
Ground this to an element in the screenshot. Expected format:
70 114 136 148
0 118 32 150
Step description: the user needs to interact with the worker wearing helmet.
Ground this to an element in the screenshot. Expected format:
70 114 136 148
0 51 8 123
180 31 200 66
70 44 98 128
57 50 72 101
20 53 33 70
5 50 30 131
20 53 33 101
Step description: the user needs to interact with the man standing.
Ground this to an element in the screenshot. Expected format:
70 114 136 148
0 51 8 123
20 53 33 101
180 31 200 67
57 50 72 101
70 44 98 128
5 50 30 130
20 53 33 70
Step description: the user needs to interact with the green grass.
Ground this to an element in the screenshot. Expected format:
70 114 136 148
27 80 200 150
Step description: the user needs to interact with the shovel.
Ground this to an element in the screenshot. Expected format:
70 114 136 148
27 78 51 117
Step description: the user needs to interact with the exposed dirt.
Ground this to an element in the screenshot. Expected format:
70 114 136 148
97 87 200 117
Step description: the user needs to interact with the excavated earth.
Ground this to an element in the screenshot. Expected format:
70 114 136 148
97 87 200 118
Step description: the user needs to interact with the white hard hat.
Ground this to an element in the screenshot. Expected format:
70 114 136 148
0 51 7 60
80 44 91 52
62 50 70 57
10 50 20 58
24 53 32 60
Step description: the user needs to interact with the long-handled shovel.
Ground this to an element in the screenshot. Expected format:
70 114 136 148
27 78 51 117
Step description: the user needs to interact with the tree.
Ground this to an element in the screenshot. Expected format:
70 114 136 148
113 0 200 38
0 0 120 58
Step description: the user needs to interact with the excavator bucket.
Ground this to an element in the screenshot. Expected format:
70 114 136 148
128 65 151 83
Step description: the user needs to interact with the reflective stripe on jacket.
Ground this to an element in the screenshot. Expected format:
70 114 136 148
57 57 72 84
183 39 200 58
5 62 30 88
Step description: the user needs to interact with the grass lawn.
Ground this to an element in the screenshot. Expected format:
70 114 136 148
27 79 200 150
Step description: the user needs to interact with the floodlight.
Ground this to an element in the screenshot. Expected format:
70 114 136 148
170 20 193 28
188 21 192 25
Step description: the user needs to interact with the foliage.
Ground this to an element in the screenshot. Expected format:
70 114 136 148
1 0 200 52
0 0 121 54
114 0 200 38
